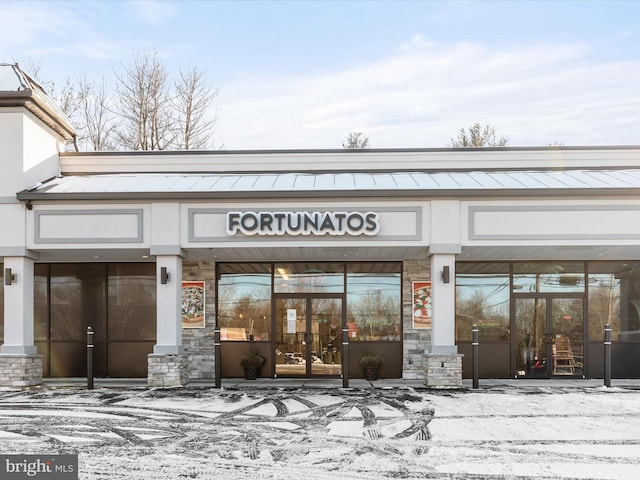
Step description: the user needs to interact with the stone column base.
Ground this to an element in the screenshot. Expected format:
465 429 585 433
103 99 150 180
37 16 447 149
148 354 189 388
424 353 463 389
0 354 43 388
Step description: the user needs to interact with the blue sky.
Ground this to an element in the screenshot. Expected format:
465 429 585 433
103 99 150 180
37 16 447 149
1 0 639 149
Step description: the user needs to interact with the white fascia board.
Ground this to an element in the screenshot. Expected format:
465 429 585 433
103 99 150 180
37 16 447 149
59 146 640 175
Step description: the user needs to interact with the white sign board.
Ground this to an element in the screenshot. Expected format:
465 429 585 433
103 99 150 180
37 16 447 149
287 309 297 334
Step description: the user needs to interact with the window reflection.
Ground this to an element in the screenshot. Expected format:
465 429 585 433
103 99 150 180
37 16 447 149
216 263 402 343
513 263 585 293
589 262 640 341
35 263 156 377
274 262 344 294
456 261 640 346
456 265 510 342
50 264 107 341
346 268 401 341
108 264 155 341
217 264 271 341
0 263 3 342
34 264 49 342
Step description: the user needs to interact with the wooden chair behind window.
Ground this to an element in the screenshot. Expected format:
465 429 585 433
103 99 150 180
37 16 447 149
553 335 576 375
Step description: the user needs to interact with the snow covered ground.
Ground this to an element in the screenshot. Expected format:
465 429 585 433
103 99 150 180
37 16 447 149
0 384 638 479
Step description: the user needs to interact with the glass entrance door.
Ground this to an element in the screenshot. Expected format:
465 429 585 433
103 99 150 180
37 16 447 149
514 296 584 378
274 297 343 378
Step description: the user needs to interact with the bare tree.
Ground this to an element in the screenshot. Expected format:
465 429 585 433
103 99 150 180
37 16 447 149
114 51 174 150
450 123 508 147
18 55 55 93
173 67 219 150
76 77 117 151
16 52 222 151
54 78 82 119
19 58 80 151
343 131 370 149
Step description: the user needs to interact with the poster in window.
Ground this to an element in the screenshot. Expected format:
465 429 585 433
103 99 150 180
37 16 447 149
182 281 205 328
412 281 432 329
287 309 297 334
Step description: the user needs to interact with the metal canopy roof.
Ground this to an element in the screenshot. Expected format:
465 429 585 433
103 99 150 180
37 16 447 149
17 168 640 200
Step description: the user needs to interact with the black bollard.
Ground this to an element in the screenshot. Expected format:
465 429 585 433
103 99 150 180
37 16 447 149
604 323 612 388
472 324 479 389
214 327 221 388
86 327 94 390
342 327 349 388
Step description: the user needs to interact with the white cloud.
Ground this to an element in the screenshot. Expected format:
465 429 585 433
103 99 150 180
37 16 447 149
1 2 637 151
126 0 177 25
0 1 129 66
0 3 73 54
216 40 640 149
399 33 435 51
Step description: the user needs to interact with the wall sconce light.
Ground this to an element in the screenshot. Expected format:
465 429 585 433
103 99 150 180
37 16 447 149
441 265 450 284
160 267 169 284
4 268 16 286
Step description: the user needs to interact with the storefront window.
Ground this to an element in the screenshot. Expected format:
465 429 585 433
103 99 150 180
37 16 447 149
0 263 3 343
108 264 156 341
217 263 402 343
274 262 344 294
34 264 49 342
588 262 640 342
456 263 510 341
513 263 585 293
50 264 107 342
217 264 272 341
346 263 401 341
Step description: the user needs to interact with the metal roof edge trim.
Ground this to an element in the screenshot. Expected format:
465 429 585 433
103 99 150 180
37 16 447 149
58 145 640 156
16 187 640 202
0 93 76 141
56 165 640 176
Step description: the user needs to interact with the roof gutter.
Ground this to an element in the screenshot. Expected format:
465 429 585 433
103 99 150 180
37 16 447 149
16 187 640 202
0 91 77 144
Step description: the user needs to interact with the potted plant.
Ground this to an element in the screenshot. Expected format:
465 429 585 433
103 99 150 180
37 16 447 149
240 347 265 380
360 354 384 381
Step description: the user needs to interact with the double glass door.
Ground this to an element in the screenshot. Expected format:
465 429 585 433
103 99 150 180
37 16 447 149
274 297 343 377
514 296 584 377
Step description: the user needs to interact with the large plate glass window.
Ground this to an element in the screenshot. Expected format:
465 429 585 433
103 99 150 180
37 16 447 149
346 263 401 341
513 263 585 294
0 263 3 343
588 262 640 342
217 264 272 341
455 263 510 342
274 263 344 294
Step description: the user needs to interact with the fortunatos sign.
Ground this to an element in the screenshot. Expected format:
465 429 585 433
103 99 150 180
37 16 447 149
227 211 380 236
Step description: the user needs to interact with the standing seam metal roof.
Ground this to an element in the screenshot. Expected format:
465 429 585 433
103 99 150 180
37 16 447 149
17 169 640 199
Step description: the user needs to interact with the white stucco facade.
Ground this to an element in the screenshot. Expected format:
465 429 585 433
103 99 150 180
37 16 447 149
2 63 640 387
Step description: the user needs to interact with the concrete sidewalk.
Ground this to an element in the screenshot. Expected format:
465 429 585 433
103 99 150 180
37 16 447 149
40 376 640 390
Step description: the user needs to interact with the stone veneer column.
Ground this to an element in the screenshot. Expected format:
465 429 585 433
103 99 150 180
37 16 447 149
147 353 189 388
424 353 463 388
402 259 432 379
148 253 188 388
0 256 43 387
424 250 463 388
182 261 216 380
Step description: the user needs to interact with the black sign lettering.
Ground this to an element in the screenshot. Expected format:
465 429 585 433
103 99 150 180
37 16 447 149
226 211 380 236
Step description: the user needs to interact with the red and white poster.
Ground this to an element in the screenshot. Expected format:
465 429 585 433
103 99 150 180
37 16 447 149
412 281 432 329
